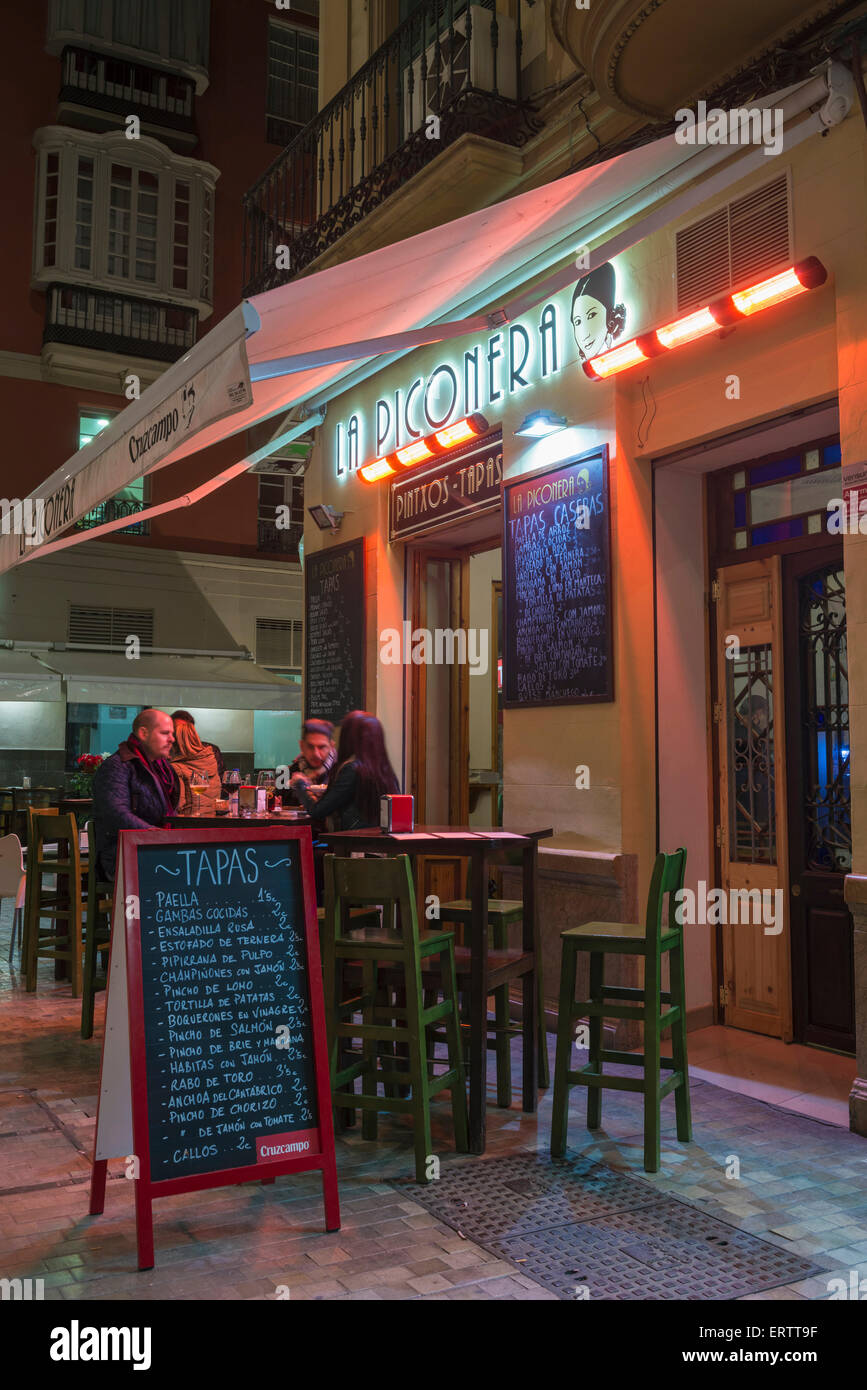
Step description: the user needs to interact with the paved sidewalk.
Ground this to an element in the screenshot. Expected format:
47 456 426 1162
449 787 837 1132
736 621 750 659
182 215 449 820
2 901 867 1300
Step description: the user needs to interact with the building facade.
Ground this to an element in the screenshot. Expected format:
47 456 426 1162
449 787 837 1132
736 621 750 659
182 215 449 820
273 2 867 1131
0 0 319 777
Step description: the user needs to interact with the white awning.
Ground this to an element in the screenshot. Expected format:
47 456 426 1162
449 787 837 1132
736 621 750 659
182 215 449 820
0 70 837 576
33 652 299 712
0 650 62 701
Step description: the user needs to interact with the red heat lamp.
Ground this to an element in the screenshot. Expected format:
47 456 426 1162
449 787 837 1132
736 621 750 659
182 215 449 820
359 413 489 483
582 257 828 380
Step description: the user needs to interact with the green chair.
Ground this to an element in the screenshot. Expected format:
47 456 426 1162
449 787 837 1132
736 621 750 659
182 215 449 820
437 888 550 1102
22 809 83 995
551 848 691 1173
322 854 468 1183
81 820 113 1039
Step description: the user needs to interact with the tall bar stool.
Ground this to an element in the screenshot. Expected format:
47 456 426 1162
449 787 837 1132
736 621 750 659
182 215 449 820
22 810 84 995
437 884 550 1101
0 834 26 962
322 853 468 1183
81 820 113 1039
550 848 691 1173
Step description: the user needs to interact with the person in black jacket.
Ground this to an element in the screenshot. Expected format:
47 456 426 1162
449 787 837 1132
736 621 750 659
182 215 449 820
290 710 399 829
92 708 180 878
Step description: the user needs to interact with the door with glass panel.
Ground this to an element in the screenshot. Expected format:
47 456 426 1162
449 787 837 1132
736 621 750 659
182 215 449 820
715 558 792 1038
784 549 854 1052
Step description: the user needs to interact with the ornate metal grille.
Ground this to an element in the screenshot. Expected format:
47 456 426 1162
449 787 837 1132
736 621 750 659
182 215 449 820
799 565 850 872
727 644 776 863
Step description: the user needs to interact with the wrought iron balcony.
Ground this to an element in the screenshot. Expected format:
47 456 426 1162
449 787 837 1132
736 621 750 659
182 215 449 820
242 1 539 295
59 46 196 136
44 284 197 362
257 520 303 556
75 497 150 536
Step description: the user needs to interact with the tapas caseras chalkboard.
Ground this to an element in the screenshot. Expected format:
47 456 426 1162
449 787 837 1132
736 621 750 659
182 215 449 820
305 537 365 725
502 446 613 706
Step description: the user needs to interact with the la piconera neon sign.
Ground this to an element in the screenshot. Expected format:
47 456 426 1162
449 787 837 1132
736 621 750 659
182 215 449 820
334 301 563 478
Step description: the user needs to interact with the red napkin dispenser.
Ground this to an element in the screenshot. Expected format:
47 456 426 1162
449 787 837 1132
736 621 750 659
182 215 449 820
380 794 414 832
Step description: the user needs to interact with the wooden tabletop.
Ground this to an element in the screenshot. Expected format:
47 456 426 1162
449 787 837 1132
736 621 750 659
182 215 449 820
167 811 311 829
318 825 553 851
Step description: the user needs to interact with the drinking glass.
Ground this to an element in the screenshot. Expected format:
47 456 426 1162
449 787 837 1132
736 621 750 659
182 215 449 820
189 771 209 816
257 769 277 812
239 783 256 815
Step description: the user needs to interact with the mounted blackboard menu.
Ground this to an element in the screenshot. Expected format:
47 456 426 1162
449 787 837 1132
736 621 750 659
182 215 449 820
90 826 339 1269
502 447 613 706
305 537 366 725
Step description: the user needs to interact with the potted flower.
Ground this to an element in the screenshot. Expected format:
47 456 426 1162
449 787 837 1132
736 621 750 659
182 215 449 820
67 753 104 797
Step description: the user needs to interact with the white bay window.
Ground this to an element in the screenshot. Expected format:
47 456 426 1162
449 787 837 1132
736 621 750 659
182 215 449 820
33 127 218 318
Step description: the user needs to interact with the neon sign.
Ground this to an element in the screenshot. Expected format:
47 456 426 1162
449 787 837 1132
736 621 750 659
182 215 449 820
334 301 562 477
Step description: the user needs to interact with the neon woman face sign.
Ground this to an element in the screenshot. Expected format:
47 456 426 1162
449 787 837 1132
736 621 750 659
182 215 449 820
570 262 627 362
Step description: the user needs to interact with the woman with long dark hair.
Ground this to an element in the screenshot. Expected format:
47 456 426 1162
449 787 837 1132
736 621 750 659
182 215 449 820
290 710 399 828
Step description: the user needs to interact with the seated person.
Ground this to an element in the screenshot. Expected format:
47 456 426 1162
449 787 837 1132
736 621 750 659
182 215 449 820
171 716 221 813
92 708 180 879
169 709 225 780
284 718 336 803
290 710 398 830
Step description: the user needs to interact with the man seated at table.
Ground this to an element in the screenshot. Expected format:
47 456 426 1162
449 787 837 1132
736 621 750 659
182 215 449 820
283 718 335 803
91 708 180 879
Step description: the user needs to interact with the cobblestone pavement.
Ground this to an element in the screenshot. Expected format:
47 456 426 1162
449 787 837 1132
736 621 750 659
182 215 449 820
2 902 867 1301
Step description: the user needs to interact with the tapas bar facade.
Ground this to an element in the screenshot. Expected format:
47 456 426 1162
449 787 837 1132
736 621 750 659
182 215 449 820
304 105 867 1130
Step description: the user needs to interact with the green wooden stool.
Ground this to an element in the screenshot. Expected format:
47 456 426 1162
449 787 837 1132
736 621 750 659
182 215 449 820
81 820 113 1039
438 894 550 1101
550 849 691 1173
322 854 469 1183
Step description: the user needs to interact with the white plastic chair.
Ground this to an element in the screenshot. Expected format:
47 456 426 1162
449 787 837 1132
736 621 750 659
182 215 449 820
1 834 26 962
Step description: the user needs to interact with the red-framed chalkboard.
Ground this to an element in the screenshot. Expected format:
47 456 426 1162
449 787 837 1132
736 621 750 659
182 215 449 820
88 825 339 1269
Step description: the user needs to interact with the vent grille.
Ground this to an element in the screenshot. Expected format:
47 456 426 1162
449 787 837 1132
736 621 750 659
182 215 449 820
257 617 303 667
676 174 791 312
68 604 155 646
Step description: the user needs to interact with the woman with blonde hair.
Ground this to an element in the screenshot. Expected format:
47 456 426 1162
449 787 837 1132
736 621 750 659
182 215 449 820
170 715 221 813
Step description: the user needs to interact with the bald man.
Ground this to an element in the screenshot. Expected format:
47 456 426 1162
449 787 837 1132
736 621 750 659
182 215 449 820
91 707 180 879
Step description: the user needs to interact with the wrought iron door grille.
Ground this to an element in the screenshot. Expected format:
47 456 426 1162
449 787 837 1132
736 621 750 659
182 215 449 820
800 565 850 872
727 644 776 863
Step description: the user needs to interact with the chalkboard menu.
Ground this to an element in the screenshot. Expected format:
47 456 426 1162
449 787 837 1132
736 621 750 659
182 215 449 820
133 836 319 1180
90 826 339 1267
502 447 613 706
305 537 365 725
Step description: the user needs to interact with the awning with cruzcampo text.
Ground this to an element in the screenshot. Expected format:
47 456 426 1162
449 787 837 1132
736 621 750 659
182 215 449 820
0 68 840 576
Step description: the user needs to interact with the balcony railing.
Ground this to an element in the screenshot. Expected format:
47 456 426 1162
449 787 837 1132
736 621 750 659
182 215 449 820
44 284 197 362
59 46 196 133
75 497 150 536
242 1 540 295
257 520 303 556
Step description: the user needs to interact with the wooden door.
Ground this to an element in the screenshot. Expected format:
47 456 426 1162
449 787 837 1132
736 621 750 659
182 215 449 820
783 548 854 1052
715 557 792 1038
409 548 470 910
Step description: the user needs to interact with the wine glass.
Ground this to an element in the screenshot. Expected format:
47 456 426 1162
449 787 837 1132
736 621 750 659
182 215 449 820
257 769 277 812
189 771 209 816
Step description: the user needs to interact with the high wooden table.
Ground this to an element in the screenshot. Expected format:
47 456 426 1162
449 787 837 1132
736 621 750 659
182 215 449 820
318 825 552 1154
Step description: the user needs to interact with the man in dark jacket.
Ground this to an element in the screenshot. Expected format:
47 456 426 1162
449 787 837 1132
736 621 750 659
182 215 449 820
92 708 180 878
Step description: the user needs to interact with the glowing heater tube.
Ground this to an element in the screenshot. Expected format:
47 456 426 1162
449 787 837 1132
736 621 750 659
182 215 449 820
434 413 488 448
395 439 435 467
359 456 396 483
731 257 827 315
655 305 723 349
582 337 652 380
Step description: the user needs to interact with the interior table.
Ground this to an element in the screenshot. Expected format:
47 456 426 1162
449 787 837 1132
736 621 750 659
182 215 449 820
318 825 552 1154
